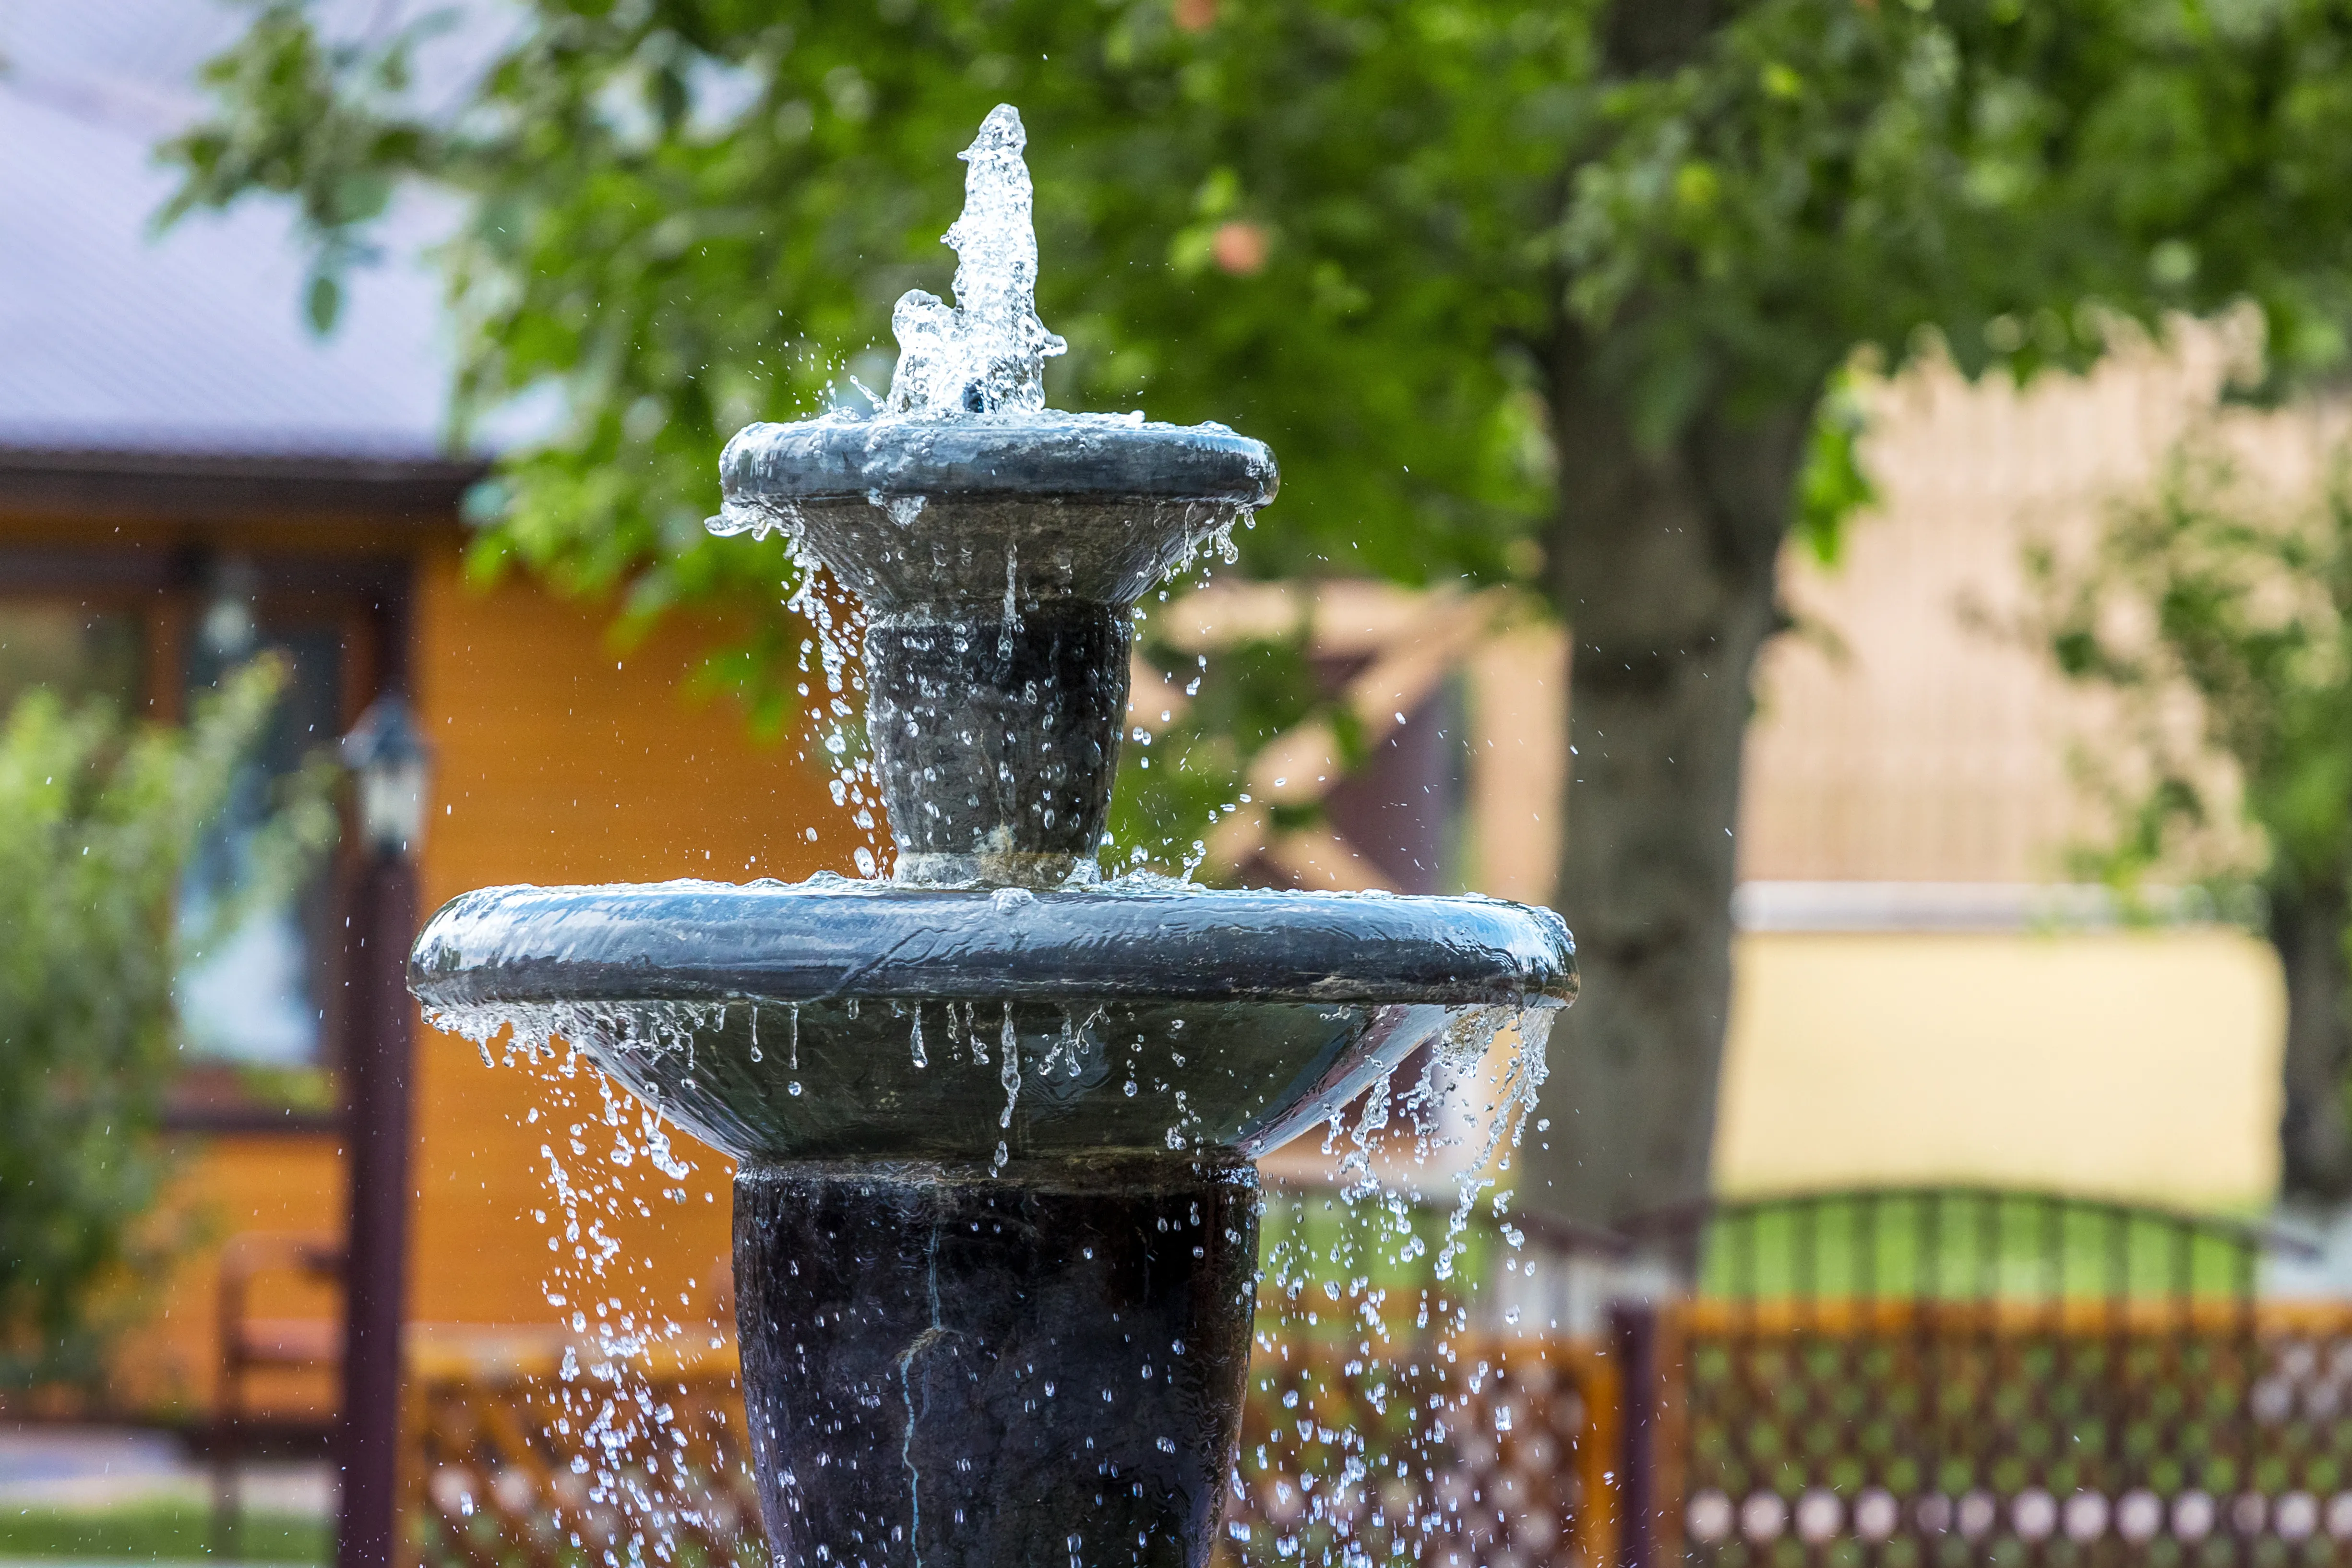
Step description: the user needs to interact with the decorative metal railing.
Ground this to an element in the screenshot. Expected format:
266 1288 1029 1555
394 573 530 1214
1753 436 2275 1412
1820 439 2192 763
1654 1187 2324 1568
397 1187 2352 1568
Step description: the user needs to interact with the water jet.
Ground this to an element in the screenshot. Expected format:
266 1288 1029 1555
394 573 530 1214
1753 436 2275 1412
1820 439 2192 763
410 104 1573 1568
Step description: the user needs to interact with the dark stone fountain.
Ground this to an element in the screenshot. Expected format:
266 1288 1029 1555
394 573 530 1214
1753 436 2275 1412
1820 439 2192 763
408 105 1573 1568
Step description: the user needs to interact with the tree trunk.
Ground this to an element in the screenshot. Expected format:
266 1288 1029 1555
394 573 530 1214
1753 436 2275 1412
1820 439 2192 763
2273 880 2352 1202
1517 330 1814 1258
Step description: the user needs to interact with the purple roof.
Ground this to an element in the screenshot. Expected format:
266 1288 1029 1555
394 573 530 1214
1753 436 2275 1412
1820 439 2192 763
0 3 462 460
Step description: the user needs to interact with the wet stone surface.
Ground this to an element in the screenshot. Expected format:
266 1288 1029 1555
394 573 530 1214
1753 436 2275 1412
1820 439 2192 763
868 601 1127 886
735 1155 1259 1568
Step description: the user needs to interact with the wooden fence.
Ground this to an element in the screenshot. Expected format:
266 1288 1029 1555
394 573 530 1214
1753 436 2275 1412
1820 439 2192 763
403 1331 762 1568
400 1191 2352 1568
398 1326 1612 1568
1211 1335 1613 1568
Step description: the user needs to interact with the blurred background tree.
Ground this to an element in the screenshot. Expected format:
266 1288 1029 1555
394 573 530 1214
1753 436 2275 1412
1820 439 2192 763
2031 440 2352 1199
0 660 335 1393
166 0 2352 1243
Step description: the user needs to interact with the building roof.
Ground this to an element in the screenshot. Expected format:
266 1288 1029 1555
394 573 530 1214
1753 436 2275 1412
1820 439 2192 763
0 3 461 467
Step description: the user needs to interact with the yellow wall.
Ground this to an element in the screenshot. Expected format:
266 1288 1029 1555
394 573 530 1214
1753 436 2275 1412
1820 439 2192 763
406 540 837 1332
1714 927 2287 1209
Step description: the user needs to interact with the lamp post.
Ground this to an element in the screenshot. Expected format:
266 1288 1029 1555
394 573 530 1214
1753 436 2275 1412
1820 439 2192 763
337 697 428 1568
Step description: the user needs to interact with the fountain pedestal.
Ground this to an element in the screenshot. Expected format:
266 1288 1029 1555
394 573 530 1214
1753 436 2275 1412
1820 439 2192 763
738 1156 1256 1568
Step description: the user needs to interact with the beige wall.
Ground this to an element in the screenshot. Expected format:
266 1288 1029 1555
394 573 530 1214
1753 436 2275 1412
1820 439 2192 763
1447 323 2342 891
1743 324 2344 883
1705 332 2335 1209
1448 328 2332 1210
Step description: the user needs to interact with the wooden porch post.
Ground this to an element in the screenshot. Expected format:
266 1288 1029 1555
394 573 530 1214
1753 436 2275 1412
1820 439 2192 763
336 614 428 1568
336 841 418 1568
1610 1299 1663 1568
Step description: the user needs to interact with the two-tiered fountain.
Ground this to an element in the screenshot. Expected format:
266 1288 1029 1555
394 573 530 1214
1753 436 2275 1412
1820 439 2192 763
410 106 1573 1568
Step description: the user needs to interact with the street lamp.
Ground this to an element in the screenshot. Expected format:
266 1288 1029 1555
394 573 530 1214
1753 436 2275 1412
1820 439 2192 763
342 697 430 856
336 695 430 1568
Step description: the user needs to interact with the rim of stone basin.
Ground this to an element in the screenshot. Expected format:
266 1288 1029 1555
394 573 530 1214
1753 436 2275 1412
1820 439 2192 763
719 414 1278 506
407 877 1576 1010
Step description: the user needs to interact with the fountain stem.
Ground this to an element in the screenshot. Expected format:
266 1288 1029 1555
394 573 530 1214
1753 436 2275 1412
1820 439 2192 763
870 599 1126 887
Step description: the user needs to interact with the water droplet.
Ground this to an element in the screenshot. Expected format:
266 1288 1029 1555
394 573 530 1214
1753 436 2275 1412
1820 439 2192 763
998 1003 1020 1130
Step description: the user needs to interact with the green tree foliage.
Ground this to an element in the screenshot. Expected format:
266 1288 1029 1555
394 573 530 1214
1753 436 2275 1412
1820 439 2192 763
2031 439 2352 1197
0 662 336 1390
165 0 2352 1229
1110 619 1327 874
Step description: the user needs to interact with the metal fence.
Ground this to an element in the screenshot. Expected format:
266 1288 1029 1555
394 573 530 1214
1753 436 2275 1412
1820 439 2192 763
1640 1187 2340 1568
398 1186 2352 1568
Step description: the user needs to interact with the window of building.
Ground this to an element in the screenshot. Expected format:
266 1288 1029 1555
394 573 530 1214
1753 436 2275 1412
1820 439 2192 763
0 601 143 714
176 602 345 1069
0 563 382 1129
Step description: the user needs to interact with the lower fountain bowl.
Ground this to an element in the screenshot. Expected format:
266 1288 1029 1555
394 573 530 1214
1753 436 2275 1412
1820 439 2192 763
409 874 1573 1568
408 876 1575 1166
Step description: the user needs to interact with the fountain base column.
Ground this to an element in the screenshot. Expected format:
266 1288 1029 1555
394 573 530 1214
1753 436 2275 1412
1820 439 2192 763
733 1154 1261 1568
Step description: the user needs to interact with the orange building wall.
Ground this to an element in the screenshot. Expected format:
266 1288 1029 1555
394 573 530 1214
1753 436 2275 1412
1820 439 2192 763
118 539 844 1413
112 1135 346 1417
406 539 841 1333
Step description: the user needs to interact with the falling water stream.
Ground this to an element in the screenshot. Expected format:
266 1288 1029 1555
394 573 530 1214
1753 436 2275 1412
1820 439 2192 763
430 996 1556 1568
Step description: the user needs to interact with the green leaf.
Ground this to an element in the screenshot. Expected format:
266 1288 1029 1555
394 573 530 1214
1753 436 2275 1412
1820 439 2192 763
1793 369 1877 568
304 271 341 335
0 660 334 1390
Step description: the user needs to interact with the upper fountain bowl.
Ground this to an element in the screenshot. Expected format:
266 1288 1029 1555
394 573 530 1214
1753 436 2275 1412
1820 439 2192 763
718 412 1277 608
717 411 1279 886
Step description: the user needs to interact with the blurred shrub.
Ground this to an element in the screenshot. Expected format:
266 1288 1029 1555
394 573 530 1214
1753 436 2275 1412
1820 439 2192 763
0 658 336 1393
2030 440 2352 1198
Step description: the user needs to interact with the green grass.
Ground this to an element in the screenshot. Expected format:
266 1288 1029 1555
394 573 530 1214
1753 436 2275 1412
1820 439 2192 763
1259 1186 2265 1311
0 1502 327 1563
1697 1190 2262 1302
1254 1186 1513 1344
